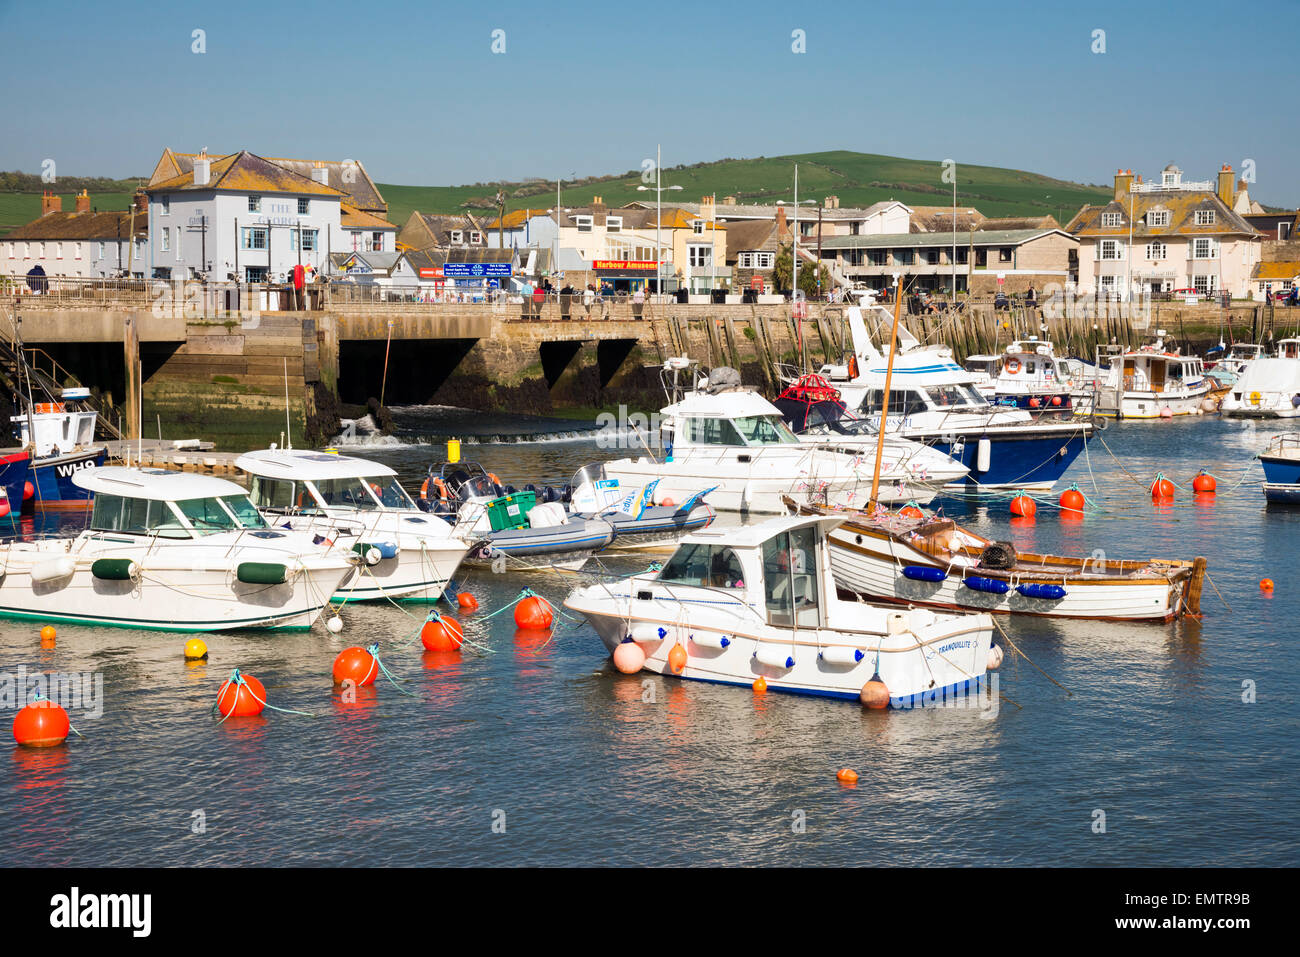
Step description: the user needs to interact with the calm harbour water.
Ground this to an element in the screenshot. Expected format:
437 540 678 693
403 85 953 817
1 411 1297 867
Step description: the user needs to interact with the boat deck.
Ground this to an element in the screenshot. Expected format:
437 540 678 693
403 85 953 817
102 440 241 475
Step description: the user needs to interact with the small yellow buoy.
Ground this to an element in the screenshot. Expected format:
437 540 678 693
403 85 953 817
184 637 209 661
752 676 767 694
39 625 56 642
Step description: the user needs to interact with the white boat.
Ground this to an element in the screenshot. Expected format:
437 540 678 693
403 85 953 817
963 339 1080 413
782 306 1091 491
1221 340 1300 418
789 499 1207 622
1087 333 1210 419
236 447 471 601
1211 342 1266 378
601 359 947 513
0 467 359 632
563 513 995 705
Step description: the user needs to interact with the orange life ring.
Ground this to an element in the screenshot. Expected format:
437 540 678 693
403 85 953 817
487 473 502 487
847 354 860 379
420 478 430 500
1004 358 1022 374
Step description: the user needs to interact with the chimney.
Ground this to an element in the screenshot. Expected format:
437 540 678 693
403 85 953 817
722 195 737 205
592 195 605 212
1113 168 1134 201
41 191 62 216
311 162 329 186
1217 164 1235 205
133 188 148 213
75 189 90 213
824 195 839 209
194 153 211 186
775 204 788 238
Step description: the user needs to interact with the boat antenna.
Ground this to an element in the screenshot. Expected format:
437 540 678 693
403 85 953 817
868 273 905 508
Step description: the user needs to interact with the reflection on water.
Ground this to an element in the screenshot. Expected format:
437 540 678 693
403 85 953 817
0 411 1295 865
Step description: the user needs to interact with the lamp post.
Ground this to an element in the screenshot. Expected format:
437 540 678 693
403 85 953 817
636 143 683 297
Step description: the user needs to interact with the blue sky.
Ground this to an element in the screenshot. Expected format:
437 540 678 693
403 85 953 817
2 0 1297 206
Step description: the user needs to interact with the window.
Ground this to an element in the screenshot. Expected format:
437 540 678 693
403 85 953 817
922 248 940 264
1193 275 1212 294
248 196 261 213
160 196 170 215
658 542 746 589
1102 211 1124 227
894 249 914 265
868 249 889 266
1148 210 1170 228
692 220 705 235
470 231 482 244
1279 224 1291 241
450 230 463 244
955 247 969 264
1097 239 1123 260
297 198 309 215
241 227 267 250
574 215 593 233
292 229 318 251
55 243 63 260
605 216 622 233
175 229 182 259
998 247 1013 263
97 242 105 259
1192 238 1217 259
314 477 384 511
755 252 774 269
1145 242 1167 260
74 242 82 260
245 266 267 282
738 252 754 269
730 415 799 446
351 231 362 251
90 494 187 538
761 526 822 628
1195 209 1216 226
371 231 384 251
859 389 929 417
6 243 11 259
160 229 170 252
688 245 712 268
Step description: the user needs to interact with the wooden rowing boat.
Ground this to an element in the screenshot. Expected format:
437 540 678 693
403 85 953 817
784 497 1207 621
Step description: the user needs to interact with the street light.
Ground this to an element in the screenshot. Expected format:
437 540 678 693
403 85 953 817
636 143 683 297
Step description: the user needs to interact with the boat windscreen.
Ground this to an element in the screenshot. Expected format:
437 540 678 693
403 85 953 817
571 463 607 488
733 415 800 446
366 475 416 510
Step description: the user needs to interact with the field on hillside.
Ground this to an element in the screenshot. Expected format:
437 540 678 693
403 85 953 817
378 150 1112 224
0 191 137 235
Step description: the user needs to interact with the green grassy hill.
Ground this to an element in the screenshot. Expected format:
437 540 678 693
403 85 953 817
378 150 1112 225
0 191 138 236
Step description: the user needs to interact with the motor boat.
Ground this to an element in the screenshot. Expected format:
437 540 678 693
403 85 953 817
1221 339 1300 418
771 375 970 489
563 513 996 706
235 447 472 602
782 306 1091 491
420 460 615 570
974 339 1078 413
567 463 716 549
788 498 1207 621
0 467 359 632
601 359 945 513
1259 433 1300 503
1086 333 1211 419
4 388 107 510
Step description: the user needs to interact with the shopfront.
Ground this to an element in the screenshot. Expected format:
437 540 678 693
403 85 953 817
593 259 656 295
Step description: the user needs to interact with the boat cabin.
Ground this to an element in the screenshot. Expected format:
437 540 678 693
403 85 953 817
1275 338 1300 360
655 515 842 628
73 467 269 539
858 381 988 418
11 392 99 457
237 448 418 515
1115 352 1205 394
661 389 803 454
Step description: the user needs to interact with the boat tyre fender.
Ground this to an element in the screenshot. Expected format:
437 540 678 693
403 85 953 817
978 541 1018 571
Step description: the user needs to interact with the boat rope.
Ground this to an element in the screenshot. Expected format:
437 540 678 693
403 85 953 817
1203 571 1233 613
212 668 315 722
365 641 418 697
27 691 84 737
991 618 1072 697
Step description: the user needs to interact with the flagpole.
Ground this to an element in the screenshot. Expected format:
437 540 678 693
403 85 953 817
868 273 904 508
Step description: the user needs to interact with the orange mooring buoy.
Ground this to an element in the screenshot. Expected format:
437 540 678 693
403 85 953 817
514 595 554 630
1151 475 1176 499
456 592 479 612
39 625 56 643
752 676 767 694
1058 487 1085 513
420 613 464 652
215 671 266 718
667 643 687 673
1260 578 1275 592
1009 495 1036 518
836 767 859 784
1192 471 1216 493
12 699 70 748
332 646 378 687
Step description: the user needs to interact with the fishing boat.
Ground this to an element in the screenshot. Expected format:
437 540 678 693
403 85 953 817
1209 342 1266 378
600 358 946 512
420 460 615 570
8 388 108 508
964 339 1078 413
0 467 359 632
783 306 1092 491
235 447 472 601
1087 333 1211 419
787 498 1207 621
1259 433 1300 503
1221 339 1300 418
0 450 32 511
562 513 995 706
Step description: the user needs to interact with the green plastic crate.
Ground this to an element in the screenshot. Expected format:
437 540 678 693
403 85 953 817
485 491 535 531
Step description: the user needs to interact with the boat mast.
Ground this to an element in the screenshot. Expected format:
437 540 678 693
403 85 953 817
868 273 904 507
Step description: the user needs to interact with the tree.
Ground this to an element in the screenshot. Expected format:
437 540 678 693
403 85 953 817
773 243 832 298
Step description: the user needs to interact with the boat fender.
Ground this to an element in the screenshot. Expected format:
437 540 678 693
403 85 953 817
360 541 399 561
352 542 385 565
819 646 865 665
1016 583 1067 601
629 623 669 643
689 632 731 650
987 644 1004 670
976 437 992 474
30 557 76 584
91 558 138 581
902 565 946 583
961 575 1010 595
236 562 290 585
754 645 795 669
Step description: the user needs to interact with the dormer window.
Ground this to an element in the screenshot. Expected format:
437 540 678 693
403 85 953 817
1195 209 1216 226
574 215 593 233
606 216 622 233
450 230 463 244
470 231 482 244
1101 212 1124 227
692 220 705 235
1147 210 1170 228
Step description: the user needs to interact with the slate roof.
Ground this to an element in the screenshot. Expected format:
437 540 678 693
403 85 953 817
150 149 387 212
1066 190 1259 239
723 218 780 255
6 210 148 241
147 151 347 197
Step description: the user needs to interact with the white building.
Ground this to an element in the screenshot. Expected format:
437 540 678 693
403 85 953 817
4 191 148 280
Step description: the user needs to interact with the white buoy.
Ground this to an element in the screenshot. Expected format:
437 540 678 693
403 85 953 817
326 616 344 634
987 644 1004 670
